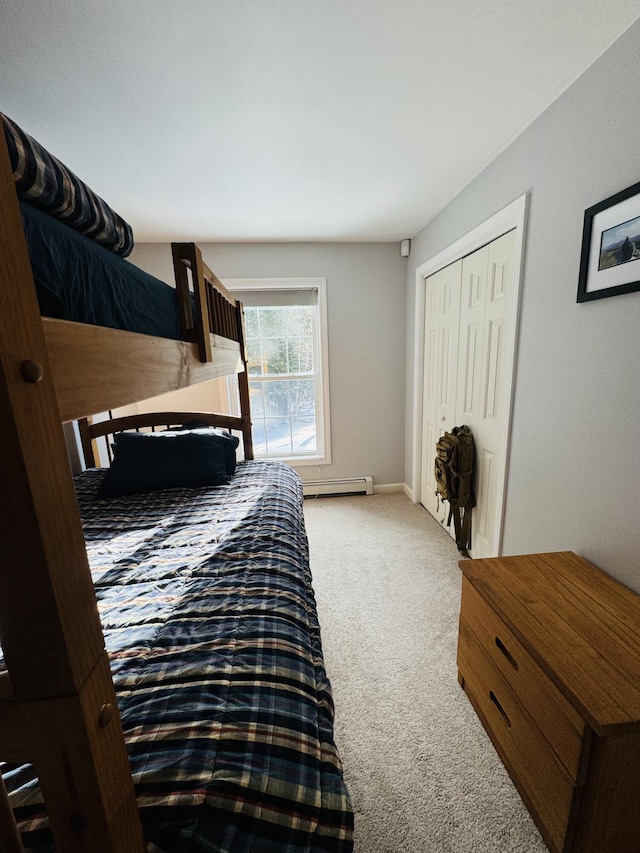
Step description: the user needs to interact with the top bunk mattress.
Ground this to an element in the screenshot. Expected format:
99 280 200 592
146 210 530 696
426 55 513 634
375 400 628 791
2 460 353 853
21 200 183 340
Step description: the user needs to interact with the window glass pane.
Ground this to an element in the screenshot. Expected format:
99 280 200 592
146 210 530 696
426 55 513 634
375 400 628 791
250 379 318 456
252 419 267 455
287 338 313 373
244 308 260 339
247 339 263 376
263 381 291 417
292 417 317 452
265 417 292 453
286 306 312 337
261 338 289 375
249 381 265 416
258 306 286 338
290 379 316 416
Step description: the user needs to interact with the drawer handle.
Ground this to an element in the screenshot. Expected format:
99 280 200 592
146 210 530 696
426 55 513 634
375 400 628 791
489 690 511 728
495 636 518 671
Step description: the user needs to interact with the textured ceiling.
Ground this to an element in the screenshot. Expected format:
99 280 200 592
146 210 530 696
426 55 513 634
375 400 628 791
2 1 640 242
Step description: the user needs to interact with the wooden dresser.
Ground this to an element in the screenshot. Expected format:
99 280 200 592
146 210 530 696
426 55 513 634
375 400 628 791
457 551 640 853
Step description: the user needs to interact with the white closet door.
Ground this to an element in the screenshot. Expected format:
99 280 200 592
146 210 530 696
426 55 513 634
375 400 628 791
420 261 462 519
472 229 516 558
420 229 516 555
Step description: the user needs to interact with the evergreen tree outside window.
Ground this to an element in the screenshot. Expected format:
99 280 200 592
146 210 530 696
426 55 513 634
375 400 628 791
226 279 331 465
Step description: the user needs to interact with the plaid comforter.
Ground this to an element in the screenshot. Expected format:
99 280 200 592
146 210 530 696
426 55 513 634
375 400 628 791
2 112 134 256
4 461 353 852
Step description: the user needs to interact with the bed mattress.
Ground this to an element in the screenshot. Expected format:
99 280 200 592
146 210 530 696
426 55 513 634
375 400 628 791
20 200 183 340
3 461 353 852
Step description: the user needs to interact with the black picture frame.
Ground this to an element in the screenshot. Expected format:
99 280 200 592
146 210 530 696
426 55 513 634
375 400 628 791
577 179 640 302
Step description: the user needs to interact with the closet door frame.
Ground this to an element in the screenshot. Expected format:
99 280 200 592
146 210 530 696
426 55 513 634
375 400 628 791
411 193 528 557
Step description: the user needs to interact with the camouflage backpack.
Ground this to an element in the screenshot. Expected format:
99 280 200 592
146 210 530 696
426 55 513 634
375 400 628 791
434 425 475 555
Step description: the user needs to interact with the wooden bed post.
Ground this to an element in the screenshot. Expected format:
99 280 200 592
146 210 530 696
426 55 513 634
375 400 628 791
235 301 254 461
172 242 213 363
0 126 144 850
171 242 254 461
78 416 98 468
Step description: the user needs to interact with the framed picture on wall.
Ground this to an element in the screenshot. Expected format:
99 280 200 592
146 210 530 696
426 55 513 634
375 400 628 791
577 179 640 302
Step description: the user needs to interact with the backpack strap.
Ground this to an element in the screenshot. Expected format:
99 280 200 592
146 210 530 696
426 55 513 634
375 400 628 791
451 504 473 557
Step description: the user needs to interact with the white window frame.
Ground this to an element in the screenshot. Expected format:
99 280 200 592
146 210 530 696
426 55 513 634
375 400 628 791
224 277 331 467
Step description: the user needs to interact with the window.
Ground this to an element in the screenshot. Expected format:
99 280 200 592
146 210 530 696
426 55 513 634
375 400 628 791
226 278 330 466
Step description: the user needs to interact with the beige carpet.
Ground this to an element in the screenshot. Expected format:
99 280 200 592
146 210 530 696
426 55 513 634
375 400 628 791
303 492 548 853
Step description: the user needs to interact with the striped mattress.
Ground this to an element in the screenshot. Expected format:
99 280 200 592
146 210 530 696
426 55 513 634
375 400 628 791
3 461 353 852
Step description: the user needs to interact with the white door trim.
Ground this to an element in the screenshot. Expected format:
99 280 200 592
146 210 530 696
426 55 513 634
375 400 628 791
411 193 528 556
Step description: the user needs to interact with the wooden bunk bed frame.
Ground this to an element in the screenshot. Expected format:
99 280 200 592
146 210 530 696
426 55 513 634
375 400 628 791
0 128 253 850
77 410 253 471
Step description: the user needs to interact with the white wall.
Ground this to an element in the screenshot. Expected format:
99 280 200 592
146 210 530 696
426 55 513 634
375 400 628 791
130 241 407 487
406 21 640 590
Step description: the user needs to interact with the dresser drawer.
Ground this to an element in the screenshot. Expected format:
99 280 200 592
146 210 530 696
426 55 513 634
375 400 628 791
458 618 576 853
460 577 587 783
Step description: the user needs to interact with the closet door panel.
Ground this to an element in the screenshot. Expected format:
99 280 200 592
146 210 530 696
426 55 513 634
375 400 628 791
420 261 461 520
457 245 488 434
420 321 439 503
420 280 441 514
474 447 495 547
473 229 516 558
436 264 461 430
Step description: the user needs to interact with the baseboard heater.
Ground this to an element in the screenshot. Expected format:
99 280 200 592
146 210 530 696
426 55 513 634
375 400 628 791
302 476 373 497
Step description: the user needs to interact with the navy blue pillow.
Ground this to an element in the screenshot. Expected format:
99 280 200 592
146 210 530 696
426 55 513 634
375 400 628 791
177 422 240 476
97 430 231 499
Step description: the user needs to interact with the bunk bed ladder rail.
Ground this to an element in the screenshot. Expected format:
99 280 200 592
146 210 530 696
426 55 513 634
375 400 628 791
235 301 254 461
171 242 253 459
172 243 244 360
172 242 213 362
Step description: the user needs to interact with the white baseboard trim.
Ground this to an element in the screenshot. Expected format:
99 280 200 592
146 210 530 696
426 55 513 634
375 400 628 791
403 483 417 502
373 483 405 495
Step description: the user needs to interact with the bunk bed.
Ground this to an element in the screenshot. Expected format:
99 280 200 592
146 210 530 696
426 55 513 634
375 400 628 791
0 115 353 851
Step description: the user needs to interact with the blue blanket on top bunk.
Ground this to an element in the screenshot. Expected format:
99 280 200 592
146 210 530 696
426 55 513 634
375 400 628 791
3 461 353 852
5 113 184 339
20 200 183 340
